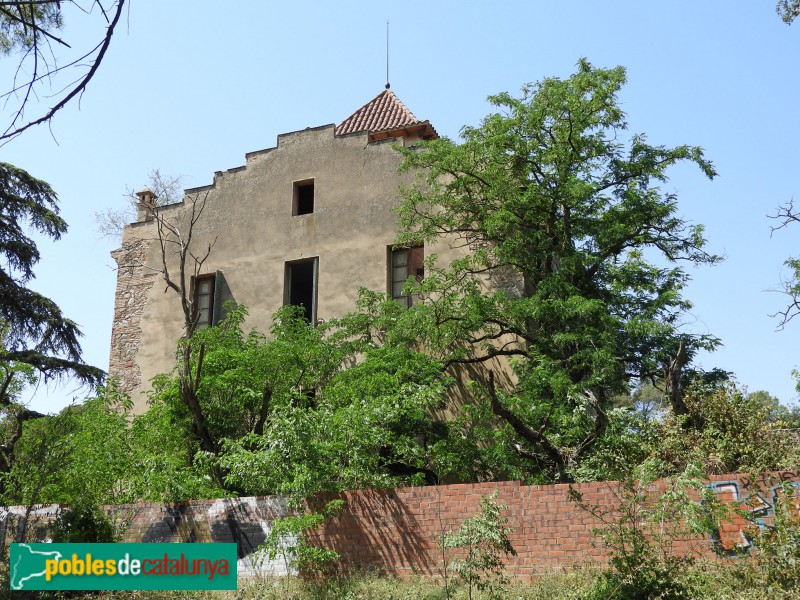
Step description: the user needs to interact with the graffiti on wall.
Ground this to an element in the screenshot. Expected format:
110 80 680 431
125 497 293 576
706 471 800 556
1 497 295 578
0 505 59 548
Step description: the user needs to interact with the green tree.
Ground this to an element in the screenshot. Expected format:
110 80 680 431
0 165 103 386
395 60 719 482
777 0 800 24
125 397 227 502
650 383 800 476
143 304 450 500
143 304 351 497
0 164 104 489
1 0 124 496
442 492 516 600
1 392 133 507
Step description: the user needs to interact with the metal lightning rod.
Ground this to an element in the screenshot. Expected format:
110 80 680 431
386 20 390 89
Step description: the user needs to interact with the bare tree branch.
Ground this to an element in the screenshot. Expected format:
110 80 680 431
769 199 800 329
0 0 126 144
120 188 226 486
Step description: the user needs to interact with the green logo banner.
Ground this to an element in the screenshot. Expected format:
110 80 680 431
9 543 238 590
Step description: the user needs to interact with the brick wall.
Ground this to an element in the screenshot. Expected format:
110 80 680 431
2 471 798 579
307 472 798 578
305 480 608 578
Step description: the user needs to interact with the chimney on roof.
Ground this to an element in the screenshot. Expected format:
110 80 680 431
135 187 157 222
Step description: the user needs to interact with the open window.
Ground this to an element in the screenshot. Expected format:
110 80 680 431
390 245 423 307
292 179 315 215
285 258 318 322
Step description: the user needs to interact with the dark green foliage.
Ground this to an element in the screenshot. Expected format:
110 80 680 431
0 163 103 387
777 0 800 23
0 2 62 55
143 304 450 500
393 60 719 482
51 502 116 544
0 2 114 505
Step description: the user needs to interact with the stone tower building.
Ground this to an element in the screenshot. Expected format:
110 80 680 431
109 90 447 413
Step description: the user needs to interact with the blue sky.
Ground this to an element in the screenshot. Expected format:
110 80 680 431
4 1 800 412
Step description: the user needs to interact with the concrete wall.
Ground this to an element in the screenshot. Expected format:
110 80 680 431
1 496 296 577
109 125 459 412
3 472 798 580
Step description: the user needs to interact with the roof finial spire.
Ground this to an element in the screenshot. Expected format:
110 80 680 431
385 20 390 90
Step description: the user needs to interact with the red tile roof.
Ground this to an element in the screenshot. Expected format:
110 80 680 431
335 89 438 140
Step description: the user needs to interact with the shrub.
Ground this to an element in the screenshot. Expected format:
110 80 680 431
732 482 800 595
442 492 516 600
653 384 800 477
51 502 116 544
570 463 723 600
258 499 344 580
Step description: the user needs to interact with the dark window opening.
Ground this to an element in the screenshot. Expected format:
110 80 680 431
193 274 216 329
293 387 317 409
293 180 315 215
390 245 423 307
286 259 317 321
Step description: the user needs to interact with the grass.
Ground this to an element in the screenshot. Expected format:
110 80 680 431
3 562 800 600
0 568 593 600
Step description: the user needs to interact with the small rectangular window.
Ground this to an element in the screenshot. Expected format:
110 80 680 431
390 245 423 307
193 274 216 329
285 258 318 322
293 179 315 215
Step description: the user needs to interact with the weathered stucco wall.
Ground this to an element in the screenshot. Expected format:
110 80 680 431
109 125 461 412
3 472 798 580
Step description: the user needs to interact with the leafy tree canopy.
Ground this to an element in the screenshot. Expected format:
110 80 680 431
0 2 121 493
777 0 800 23
0 163 103 390
0 165 104 484
394 59 720 482
1 392 132 506
0 2 62 54
138 304 450 501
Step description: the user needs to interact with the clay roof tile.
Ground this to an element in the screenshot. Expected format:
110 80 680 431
335 89 437 139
